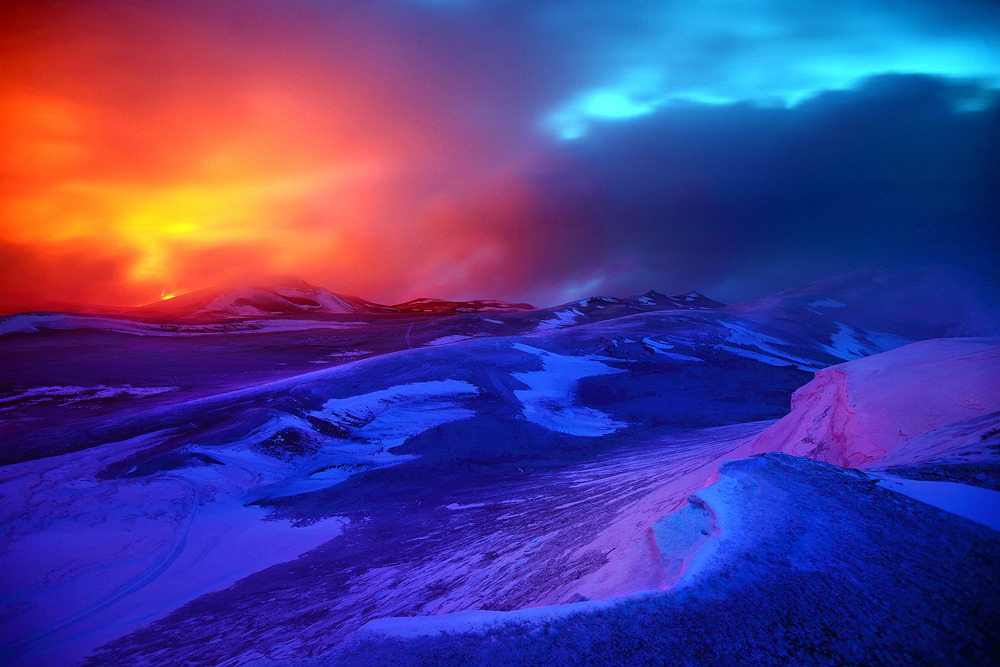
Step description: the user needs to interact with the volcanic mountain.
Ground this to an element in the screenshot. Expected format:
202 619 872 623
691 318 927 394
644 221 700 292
132 276 395 320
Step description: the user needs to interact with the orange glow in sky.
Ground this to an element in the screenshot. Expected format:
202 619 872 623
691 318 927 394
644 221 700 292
0 0 539 312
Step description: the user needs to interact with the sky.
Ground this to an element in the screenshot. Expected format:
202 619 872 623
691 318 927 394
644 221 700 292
1 0 998 312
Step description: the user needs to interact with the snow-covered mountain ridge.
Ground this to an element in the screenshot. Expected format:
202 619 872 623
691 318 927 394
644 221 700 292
1 266 998 666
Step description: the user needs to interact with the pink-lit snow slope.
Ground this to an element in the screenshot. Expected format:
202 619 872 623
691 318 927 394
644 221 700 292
741 338 1000 469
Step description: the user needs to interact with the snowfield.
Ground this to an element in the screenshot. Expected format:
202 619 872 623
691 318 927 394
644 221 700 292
1 267 999 666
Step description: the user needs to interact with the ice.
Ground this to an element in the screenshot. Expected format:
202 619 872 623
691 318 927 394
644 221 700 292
510 343 627 436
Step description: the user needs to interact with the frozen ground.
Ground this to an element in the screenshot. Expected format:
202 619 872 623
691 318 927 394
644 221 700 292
320 454 999 666
78 422 769 666
1 267 998 665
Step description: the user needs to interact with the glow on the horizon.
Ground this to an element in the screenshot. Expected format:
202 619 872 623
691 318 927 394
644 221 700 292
0 1 472 309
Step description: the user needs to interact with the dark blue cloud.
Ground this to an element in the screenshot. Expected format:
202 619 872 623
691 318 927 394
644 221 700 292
511 74 999 304
473 0 1000 139
15 0 995 307
109 2 1000 303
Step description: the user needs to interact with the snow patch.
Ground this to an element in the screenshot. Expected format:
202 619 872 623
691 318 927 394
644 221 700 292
326 350 372 359
445 502 487 511
510 343 627 436
0 385 178 406
0 436 347 665
820 322 910 360
426 335 473 346
641 337 703 362
0 312 366 337
716 319 822 370
807 298 846 309
874 475 1000 533
312 380 480 452
533 308 583 331
357 594 643 640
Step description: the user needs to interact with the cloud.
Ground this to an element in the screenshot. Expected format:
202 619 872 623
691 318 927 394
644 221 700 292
524 0 1000 137
519 74 1000 302
0 240 149 312
1 1 998 311
0 0 562 307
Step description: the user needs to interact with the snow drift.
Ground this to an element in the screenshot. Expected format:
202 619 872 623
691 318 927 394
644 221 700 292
741 337 1000 468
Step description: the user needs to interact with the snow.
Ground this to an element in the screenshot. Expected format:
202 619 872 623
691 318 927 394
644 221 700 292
445 502 488 511
4 280 998 665
199 285 357 316
0 385 178 406
171 380 478 506
874 475 1000 533
0 433 347 666
533 308 582 331
820 322 910 360
510 343 627 436
426 335 473 346
342 450 1000 666
876 410 1000 468
0 312 366 337
312 379 480 452
325 350 372 359
807 298 847 309
626 337 702 362
641 337 703 362
0 313 149 336
356 594 645 640
743 338 1000 468
211 381 482 502
715 319 822 370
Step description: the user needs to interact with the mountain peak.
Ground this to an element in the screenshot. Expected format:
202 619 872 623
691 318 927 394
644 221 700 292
134 278 373 320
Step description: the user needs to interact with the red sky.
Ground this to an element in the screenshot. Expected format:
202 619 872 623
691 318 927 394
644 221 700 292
2 0 997 313
0 0 561 312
